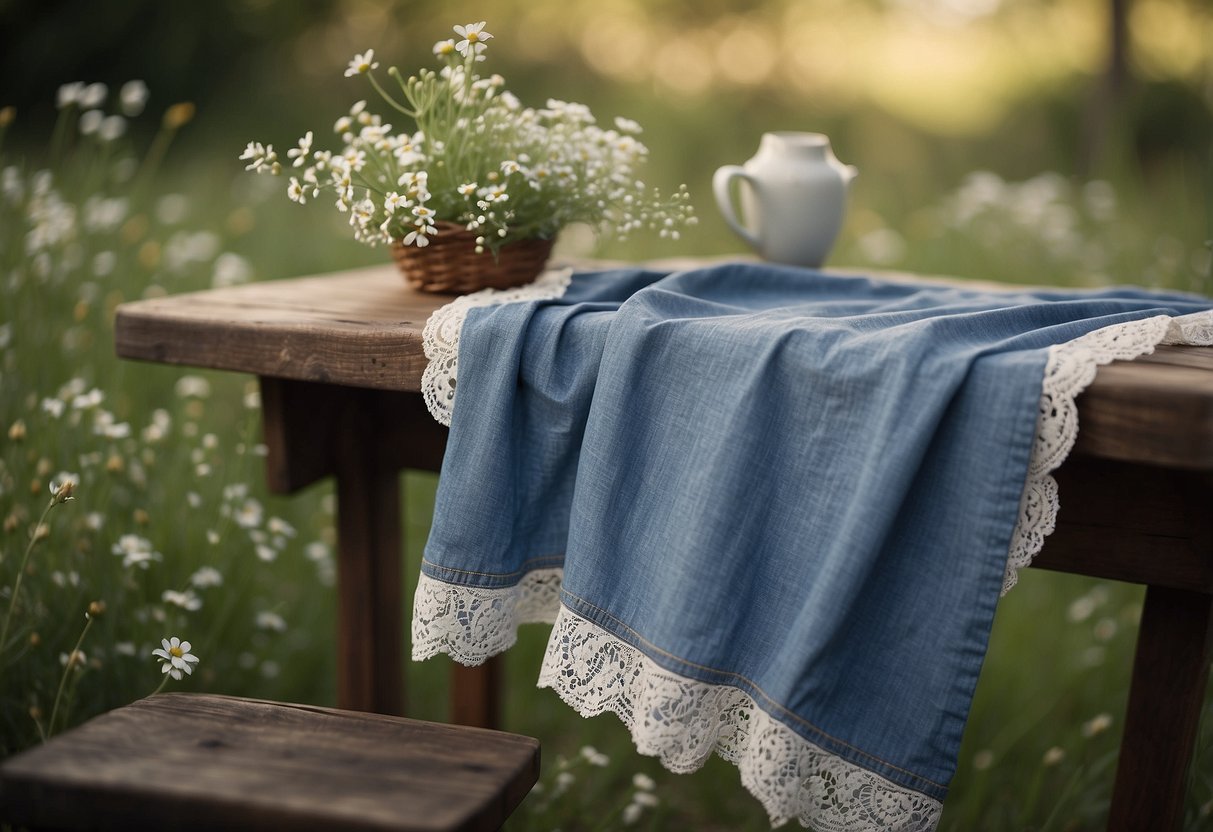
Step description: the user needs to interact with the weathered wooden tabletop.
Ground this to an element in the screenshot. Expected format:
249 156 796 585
115 261 1213 471
0 693 540 832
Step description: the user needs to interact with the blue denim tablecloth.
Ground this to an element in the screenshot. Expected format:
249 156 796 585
411 263 1213 830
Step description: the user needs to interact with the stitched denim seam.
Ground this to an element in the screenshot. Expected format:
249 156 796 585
421 555 564 581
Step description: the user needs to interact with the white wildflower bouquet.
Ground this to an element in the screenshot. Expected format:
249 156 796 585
241 21 694 258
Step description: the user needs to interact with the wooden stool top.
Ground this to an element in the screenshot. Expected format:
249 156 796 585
0 693 540 832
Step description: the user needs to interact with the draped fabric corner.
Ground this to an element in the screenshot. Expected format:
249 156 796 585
410 263 1213 830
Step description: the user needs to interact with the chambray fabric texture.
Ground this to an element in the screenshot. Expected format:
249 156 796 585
421 262 1211 802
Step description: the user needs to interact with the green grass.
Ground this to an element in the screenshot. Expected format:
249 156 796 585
2 79 1212 832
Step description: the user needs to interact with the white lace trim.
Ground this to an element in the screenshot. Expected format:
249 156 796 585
538 606 943 831
421 267 573 426
1003 310 1213 593
411 568 563 665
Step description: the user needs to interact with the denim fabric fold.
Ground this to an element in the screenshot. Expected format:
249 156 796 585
413 263 1213 829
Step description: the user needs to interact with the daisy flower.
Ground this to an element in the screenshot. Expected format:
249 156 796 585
345 50 380 78
161 589 203 611
152 637 200 680
614 117 643 135
239 141 277 173
287 177 307 204
119 80 149 116
287 131 313 167
454 22 493 58
402 223 433 247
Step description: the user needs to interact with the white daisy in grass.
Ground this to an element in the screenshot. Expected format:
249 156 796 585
256 611 287 632
79 82 107 109
119 80 148 116
161 589 203 611
152 637 199 680
112 534 162 569
190 566 223 589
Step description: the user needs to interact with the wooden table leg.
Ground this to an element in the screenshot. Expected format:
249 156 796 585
261 379 405 715
1108 585 1213 831
334 403 405 716
261 378 504 725
451 657 503 729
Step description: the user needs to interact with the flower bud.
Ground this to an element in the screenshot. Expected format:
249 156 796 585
163 102 195 130
50 479 75 504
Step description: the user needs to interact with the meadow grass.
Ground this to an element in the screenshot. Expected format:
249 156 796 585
1 89 1211 832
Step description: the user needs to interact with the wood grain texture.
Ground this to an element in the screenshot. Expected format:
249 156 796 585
336 395 405 715
260 376 345 493
0 693 539 832
261 379 448 496
450 658 503 730
1107 587 1213 832
114 263 1213 468
115 266 446 392
1072 346 1213 469
1033 457 1213 592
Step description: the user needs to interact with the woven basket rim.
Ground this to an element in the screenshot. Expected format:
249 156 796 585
389 224 555 295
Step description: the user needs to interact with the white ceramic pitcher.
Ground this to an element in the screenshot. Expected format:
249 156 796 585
713 132 857 268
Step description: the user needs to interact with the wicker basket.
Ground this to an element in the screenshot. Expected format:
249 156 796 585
390 221 555 294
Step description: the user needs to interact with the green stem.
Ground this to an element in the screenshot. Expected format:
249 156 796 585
151 671 172 697
445 53 480 182
0 497 56 656
46 612 93 739
367 73 415 117
49 105 73 165
135 124 181 197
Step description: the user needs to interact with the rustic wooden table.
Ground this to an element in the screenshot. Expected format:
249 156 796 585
0 693 539 832
114 262 1213 831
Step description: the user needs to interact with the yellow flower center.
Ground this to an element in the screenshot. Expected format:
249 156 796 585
359 62 371 73
467 32 480 43
170 646 183 658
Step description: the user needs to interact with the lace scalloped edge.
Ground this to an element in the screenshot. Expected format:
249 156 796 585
411 569 563 665
420 267 573 426
537 606 943 831
1002 310 1213 594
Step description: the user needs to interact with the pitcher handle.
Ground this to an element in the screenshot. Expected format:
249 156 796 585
713 165 760 250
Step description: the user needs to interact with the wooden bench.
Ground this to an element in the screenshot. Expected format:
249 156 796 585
0 693 539 831
111 262 1213 830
